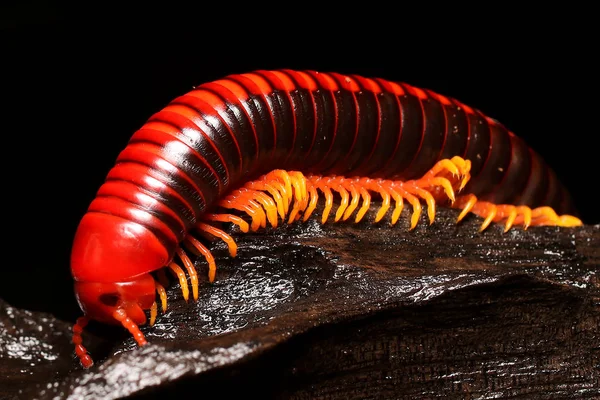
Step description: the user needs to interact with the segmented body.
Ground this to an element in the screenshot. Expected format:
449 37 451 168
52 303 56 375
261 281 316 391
70 70 581 367
72 69 576 282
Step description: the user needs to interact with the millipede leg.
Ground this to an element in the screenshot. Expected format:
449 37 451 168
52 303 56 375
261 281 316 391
402 183 437 225
452 196 582 231
149 302 158 326
113 309 147 347
555 214 583 227
168 262 189 301
299 157 469 229
303 182 319 221
73 316 93 368
184 235 217 282
238 189 278 228
177 247 199 301
149 235 211 309
155 281 167 311
397 157 472 226
215 169 310 230
342 183 361 222
332 185 356 222
388 183 422 229
202 213 249 233
217 195 265 231
387 187 405 225
246 181 287 219
495 205 518 232
148 273 167 323
309 177 334 223
454 194 478 223
369 180 391 223
197 222 238 257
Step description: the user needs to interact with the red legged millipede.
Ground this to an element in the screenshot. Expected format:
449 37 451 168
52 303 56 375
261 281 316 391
70 69 582 368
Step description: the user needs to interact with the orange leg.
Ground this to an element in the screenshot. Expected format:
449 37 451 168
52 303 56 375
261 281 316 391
184 235 217 282
301 157 469 229
202 213 249 233
197 222 238 257
150 302 158 326
113 309 147 347
452 195 582 231
177 248 199 301
168 262 189 301
149 280 167 325
155 281 167 311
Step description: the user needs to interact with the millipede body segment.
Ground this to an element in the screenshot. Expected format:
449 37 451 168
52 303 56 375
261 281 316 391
69 69 582 368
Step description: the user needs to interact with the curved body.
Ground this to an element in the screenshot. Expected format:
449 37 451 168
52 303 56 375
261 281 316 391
70 69 577 325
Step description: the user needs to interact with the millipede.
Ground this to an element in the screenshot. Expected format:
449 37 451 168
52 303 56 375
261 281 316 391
70 69 582 368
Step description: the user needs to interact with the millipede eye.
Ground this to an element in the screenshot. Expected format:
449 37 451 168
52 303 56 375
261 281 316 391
99 293 120 307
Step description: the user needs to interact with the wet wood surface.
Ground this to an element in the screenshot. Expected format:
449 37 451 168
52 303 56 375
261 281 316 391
1 206 598 399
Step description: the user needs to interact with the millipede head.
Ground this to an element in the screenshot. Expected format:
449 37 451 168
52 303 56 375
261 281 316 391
69 212 172 366
72 274 156 368
73 274 156 326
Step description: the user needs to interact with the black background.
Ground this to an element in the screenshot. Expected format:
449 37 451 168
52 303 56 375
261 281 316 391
1 4 596 323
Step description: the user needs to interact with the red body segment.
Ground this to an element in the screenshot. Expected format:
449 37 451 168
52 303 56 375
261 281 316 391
71 213 169 283
70 69 578 328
